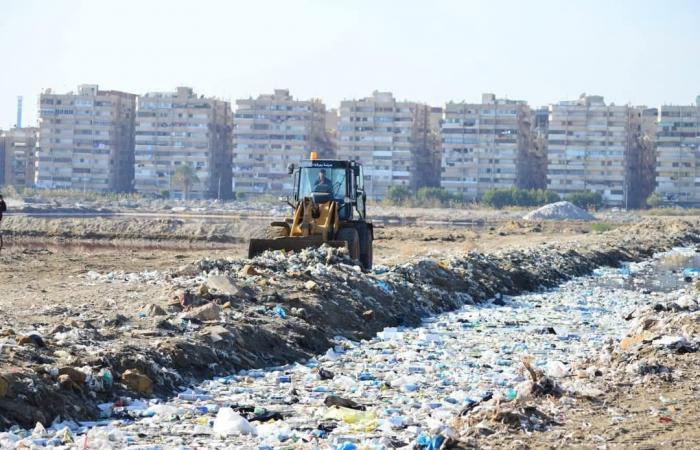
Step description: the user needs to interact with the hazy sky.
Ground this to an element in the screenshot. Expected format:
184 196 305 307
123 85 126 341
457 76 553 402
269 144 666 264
1 0 698 128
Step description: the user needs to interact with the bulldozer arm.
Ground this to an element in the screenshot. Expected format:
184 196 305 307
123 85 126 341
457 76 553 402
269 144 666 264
248 236 348 259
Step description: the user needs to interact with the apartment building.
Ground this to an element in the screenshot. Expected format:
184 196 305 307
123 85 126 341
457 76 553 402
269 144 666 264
134 87 232 199
36 84 136 192
232 89 327 196
336 91 435 199
655 100 700 205
1 127 38 188
441 94 536 199
546 95 641 207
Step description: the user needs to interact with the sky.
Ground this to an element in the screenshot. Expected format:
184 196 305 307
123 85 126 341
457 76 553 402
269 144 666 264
1 0 699 129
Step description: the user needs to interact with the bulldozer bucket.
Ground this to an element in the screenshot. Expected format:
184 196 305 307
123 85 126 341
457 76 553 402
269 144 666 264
248 236 349 259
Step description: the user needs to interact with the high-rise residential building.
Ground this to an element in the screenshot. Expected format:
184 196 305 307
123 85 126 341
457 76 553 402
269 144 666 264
1 127 38 188
441 94 536 199
232 89 328 196
546 94 641 207
336 91 436 199
655 99 700 205
36 84 136 192
133 87 232 199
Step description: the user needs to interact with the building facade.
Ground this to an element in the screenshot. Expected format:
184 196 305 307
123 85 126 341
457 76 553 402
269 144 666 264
1 127 38 188
232 89 327 196
133 87 232 199
546 95 641 207
655 100 700 205
36 85 136 192
441 94 535 199
336 91 435 199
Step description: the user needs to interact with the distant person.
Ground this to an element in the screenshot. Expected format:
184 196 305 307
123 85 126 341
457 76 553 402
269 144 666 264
313 169 333 194
0 194 6 223
0 194 5 252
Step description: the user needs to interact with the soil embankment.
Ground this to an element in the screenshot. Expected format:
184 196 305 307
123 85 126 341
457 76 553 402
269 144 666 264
0 218 698 430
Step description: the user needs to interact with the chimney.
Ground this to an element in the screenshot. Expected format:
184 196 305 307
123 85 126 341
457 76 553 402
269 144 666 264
16 96 22 128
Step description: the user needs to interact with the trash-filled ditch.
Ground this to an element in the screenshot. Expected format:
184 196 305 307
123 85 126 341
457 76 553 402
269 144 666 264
2 246 698 449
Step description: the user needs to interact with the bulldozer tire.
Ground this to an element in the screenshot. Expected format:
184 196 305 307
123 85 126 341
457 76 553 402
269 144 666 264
361 236 373 271
266 225 289 239
337 227 360 261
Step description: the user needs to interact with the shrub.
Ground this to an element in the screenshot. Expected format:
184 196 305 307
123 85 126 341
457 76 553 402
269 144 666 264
564 191 603 210
591 222 615 233
415 187 457 206
381 186 465 208
482 189 514 208
481 188 560 209
646 192 663 208
385 185 412 205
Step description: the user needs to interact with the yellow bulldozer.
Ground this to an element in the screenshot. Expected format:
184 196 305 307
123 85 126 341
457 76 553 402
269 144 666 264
248 154 373 270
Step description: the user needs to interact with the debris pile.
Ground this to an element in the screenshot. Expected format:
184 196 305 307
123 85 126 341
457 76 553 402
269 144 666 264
2 246 699 448
0 220 698 444
523 201 595 221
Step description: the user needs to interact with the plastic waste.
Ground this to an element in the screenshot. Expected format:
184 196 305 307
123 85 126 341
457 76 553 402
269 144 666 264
212 407 256 436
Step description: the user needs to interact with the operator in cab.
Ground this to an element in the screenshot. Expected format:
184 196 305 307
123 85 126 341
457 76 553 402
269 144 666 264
313 169 333 194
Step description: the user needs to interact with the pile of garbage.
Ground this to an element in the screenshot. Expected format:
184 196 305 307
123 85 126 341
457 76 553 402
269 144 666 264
523 201 595 221
2 248 698 448
0 220 698 437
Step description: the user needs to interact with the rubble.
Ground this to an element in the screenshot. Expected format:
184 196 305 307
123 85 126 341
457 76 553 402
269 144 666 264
523 201 595 221
121 369 153 395
143 303 167 317
183 302 222 322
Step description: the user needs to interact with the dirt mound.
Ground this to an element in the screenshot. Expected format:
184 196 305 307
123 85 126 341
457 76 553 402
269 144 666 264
523 201 595 221
1 216 262 243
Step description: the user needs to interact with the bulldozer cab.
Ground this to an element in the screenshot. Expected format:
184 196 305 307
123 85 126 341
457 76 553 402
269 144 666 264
293 160 367 221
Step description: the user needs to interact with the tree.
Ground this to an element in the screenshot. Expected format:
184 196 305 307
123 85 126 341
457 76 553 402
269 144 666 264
482 189 513 209
416 187 457 206
646 192 663 208
482 188 560 208
172 165 199 200
564 191 603 210
386 185 412 205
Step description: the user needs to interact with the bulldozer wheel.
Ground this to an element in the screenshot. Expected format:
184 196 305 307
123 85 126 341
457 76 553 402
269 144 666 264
266 225 289 239
337 227 360 261
361 236 373 271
